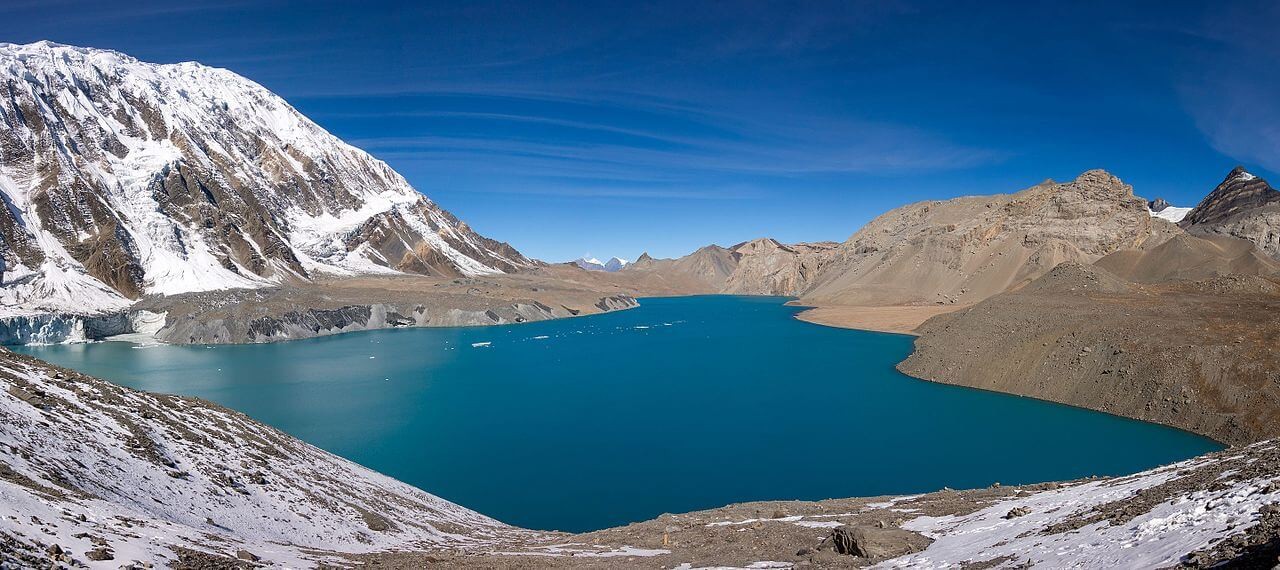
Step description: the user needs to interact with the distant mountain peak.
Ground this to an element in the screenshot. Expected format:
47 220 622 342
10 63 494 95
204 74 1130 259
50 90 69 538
1181 167 1277 229
1179 167 1280 261
603 257 630 272
573 255 629 272
1228 165 1257 181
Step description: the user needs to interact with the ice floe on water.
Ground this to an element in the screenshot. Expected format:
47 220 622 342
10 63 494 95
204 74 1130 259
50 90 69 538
471 341 492 348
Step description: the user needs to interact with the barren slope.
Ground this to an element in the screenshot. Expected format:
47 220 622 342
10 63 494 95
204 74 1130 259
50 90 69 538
900 263 1280 445
801 170 1173 308
1096 232 1280 283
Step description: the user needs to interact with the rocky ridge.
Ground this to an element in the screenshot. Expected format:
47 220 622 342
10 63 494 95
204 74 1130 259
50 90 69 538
623 238 839 296
1181 166 1280 260
801 170 1173 307
626 170 1182 309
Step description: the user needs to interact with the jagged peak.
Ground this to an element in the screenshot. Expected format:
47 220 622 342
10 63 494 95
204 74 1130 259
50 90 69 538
1180 166 1278 228
2 40 144 67
1226 165 1260 183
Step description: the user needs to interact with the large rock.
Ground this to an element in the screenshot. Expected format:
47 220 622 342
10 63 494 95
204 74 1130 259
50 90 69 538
829 526 931 559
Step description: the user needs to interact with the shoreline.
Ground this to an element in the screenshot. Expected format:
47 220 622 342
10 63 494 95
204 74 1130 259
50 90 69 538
787 302 969 336
786 300 1239 449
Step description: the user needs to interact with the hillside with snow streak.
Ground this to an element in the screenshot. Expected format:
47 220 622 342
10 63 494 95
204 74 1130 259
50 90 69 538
0 349 538 567
0 41 527 317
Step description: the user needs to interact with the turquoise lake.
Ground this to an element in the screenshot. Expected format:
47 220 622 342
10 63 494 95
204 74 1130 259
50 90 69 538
14 295 1221 532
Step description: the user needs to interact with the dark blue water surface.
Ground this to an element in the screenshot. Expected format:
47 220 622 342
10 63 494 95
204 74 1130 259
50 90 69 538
14 296 1221 532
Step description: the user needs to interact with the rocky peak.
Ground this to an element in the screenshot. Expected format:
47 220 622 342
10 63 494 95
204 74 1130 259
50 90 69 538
1069 169 1134 200
730 237 791 258
1181 167 1277 228
1178 167 1280 260
1149 198 1171 212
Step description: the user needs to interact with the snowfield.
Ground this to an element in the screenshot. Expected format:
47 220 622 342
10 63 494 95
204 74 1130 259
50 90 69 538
1150 205 1194 223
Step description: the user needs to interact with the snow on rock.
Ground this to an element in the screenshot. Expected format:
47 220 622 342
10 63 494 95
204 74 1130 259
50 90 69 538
604 257 630 272
0 41 528 318
574 256 606 271
877 442 1280 568
0 349 535 567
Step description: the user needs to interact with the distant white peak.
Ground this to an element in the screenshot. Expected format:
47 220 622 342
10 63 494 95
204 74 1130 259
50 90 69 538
603 257 630 272
577 256 603 265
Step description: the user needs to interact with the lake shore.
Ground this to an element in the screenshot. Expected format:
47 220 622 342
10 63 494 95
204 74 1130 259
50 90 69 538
789 303 968 336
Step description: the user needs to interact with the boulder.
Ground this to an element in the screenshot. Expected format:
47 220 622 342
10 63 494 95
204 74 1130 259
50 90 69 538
829 526 931 559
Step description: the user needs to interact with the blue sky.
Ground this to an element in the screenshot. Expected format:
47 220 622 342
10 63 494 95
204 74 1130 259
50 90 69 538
4 1 1278 262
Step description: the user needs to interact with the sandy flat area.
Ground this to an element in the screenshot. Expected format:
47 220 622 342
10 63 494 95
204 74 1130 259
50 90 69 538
791 304 968 335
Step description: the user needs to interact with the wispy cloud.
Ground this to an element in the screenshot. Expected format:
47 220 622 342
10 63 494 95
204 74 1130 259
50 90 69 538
1178 1 1280 173
323 89 1002 199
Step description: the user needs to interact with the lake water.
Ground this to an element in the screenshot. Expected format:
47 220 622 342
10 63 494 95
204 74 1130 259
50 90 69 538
14 295 1221 532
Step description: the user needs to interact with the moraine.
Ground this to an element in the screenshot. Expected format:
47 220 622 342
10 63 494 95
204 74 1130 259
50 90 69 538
14 296 1221 533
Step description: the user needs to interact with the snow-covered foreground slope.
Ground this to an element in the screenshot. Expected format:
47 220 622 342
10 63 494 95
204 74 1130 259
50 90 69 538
0 41 527 318
878 441 1280 568
0 350 534 567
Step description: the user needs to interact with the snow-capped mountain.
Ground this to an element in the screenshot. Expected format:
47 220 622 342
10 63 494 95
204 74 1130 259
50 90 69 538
0 42 528 317
573 255 629 272
603 256 629 271
573 256 605 271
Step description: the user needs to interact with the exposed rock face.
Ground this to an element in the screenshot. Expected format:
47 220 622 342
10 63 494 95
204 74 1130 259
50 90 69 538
0 42 527 317
130 274 640 345
1181 166 1280 260
622 239 838 296
801 170 1171 307
1149 197 1172 212
900 262 1280 445
153 296 637 345
721 238 839 296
